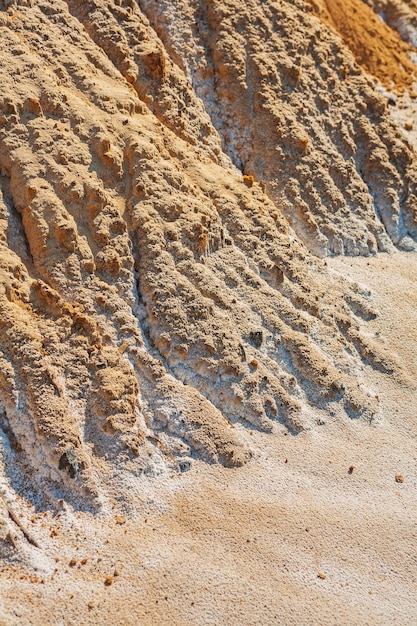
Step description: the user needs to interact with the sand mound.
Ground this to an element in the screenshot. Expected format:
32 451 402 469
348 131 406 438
0 2 416 624
0 0 415 510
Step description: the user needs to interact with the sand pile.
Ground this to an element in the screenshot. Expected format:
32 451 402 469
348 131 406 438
0 0 413 507
0 2 416 618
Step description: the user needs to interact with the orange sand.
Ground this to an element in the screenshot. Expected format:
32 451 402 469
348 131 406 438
308 0 416 91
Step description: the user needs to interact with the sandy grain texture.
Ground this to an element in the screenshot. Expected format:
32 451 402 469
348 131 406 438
0 0 416 622
0 253 416 625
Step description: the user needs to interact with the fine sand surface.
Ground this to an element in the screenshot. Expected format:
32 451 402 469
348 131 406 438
1 251 416 625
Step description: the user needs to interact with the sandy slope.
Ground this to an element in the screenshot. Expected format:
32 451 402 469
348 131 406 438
2 0 415 502
0 251 416 625
1 0 417 623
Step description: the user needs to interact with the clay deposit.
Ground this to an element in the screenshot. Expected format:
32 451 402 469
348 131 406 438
0 0 416 623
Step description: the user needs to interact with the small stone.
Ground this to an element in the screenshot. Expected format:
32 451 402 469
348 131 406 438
58 448 80 479
249 330 263 348
104 576 113 586
317 572 326 579
178 459 191 473
69 558 77 567
395 474 404 483
115 515 126 525
348 465 355 474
